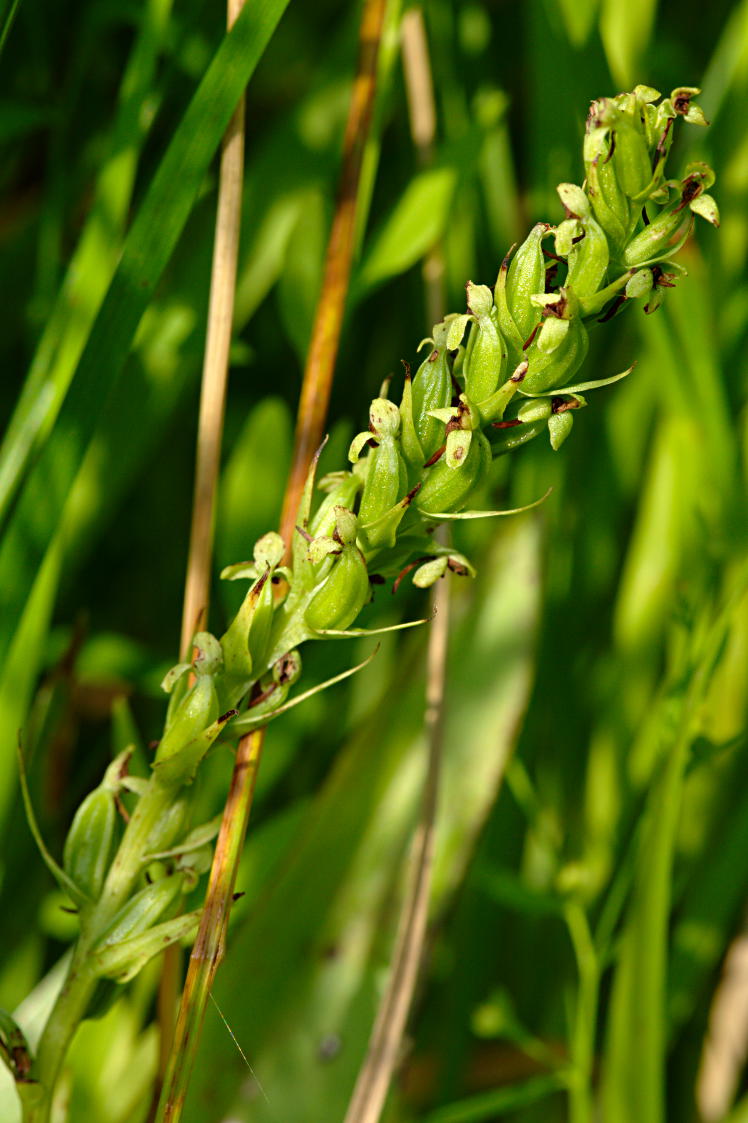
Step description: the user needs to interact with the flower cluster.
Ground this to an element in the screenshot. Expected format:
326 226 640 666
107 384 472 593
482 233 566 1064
123 82 722 839
25 85 718 1004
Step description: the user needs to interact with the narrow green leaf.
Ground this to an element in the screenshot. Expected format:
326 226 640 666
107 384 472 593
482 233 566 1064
419 1073 565 1122
0 0 174 533
16 740 90 909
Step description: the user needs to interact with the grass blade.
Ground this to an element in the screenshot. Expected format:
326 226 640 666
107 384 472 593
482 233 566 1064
0 0 292 665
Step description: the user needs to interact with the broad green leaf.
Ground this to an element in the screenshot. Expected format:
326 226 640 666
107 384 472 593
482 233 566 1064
554 0 601 47
600 0 659 87
356 165 458 291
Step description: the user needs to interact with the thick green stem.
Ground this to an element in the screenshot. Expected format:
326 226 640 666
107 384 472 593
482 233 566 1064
99 778 173 915
23 951 97 1123
24 777 175 1121
565 902 600 1123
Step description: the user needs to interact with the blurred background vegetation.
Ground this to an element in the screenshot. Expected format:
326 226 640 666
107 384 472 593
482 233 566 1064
1 0 748 1120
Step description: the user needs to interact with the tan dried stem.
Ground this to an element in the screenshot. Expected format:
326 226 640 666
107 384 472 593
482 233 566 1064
344 11 448 1121
156 729 264 1123
697 908 748 1122
153 0 247 1104
178 14 246 660
279 0 388 547
157 3 389 1118
401 6 444 325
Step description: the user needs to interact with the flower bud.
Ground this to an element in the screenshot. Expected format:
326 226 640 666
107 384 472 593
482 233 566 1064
412 550 476 588
548 409 574 450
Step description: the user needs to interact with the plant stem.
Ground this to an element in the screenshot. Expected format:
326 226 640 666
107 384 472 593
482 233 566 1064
278 0 387 545
22 761 178 1122
565 902 599 1123
155 4 390 1118
158 0 248 1095
178 42 246 658
23 951 97 1123
156 728 264 1122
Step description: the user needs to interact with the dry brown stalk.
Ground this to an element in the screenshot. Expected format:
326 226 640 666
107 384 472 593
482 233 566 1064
151 0 248 1110
152 0 248 1107
178 20 247 661
279 0 388 546
157 3 389 1117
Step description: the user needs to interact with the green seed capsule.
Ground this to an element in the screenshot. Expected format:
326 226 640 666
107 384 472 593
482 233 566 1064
246 572 276 672
556 184 609 298
611 113 654 200
522 314 589 395
462 283 506 407
63 786 118 902
411 324 454 460
399 373 424 482
96 873 185 950
155 672 219 765
350 399 408 529
584 106 630 251
304 543 370 632
505 224 548 341
145 796 191 855
416 431 491 516
623 206 689 267
624 164 719 267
